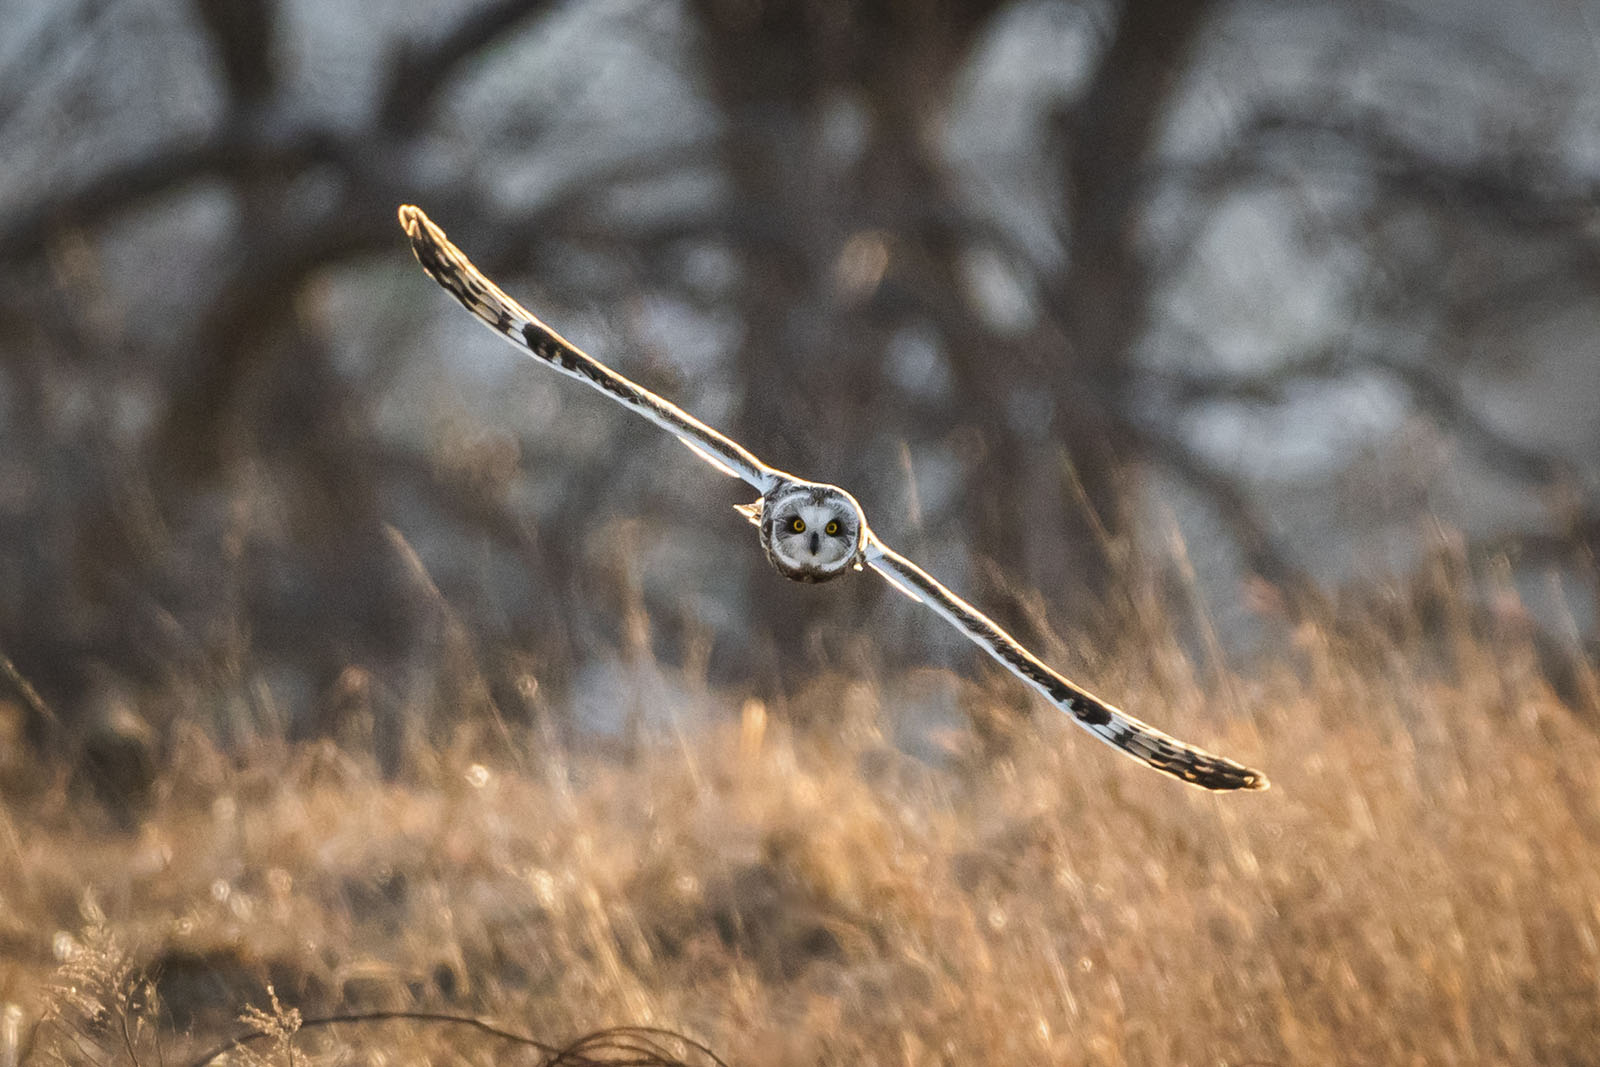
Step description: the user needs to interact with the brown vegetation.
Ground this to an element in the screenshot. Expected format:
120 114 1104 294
5 566 1598 1066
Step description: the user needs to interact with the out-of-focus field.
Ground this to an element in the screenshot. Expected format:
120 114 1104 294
4 574 1599 1067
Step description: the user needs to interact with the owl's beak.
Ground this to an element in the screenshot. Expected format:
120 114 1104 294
809 531 820 554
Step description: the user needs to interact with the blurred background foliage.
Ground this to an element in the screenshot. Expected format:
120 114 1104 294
0 0 1597 776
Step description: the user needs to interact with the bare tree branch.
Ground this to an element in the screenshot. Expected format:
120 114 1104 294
0 0 120 135
1153 342 1581 494
1371 349 1576 489
191 0 278 113
377 0 561 131
0 127 347 259
1129 424 1313 593
1163 106 1600 237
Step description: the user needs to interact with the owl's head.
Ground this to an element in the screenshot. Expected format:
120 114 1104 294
759 482 866 582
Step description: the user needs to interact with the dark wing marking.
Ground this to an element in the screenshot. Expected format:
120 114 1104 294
398 205 781 494
865 536 1268 791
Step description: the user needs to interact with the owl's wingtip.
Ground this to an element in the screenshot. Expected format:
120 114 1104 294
397 204 426 237
1197 763 1269 792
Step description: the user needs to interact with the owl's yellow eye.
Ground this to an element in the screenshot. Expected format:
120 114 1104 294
789 517 806 534
825 520 841 536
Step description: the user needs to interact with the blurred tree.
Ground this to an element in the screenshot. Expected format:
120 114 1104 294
687 0 1016 642
0 0 1594 770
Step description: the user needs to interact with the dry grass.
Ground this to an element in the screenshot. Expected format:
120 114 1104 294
4 575 1600 1067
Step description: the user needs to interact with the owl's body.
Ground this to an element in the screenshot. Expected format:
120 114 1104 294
399 205 1269 793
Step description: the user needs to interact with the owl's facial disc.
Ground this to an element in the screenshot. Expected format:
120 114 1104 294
761 483 864 582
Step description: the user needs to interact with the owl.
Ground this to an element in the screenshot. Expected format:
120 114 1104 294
398 205 1268 792
737 483 867 582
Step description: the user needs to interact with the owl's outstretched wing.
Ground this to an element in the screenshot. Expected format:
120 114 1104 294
398 205 782 495
864 536 1268 791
